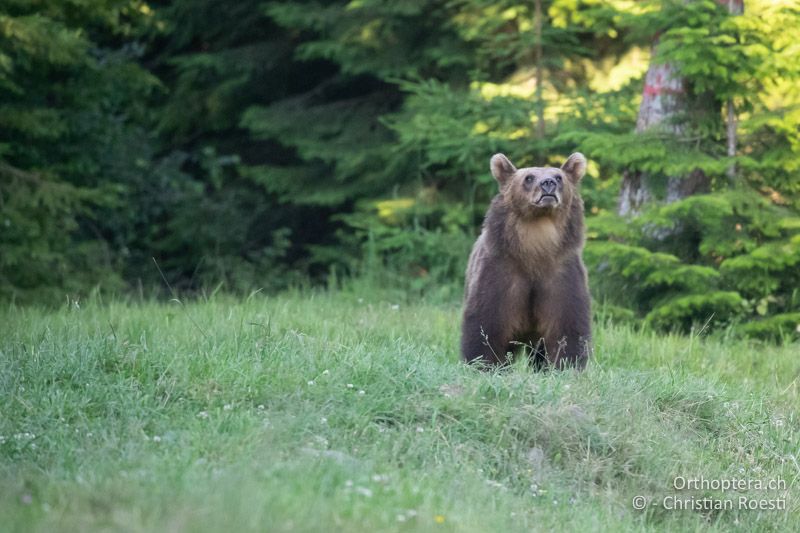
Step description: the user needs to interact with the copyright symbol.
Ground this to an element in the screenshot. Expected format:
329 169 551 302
632 495 647 510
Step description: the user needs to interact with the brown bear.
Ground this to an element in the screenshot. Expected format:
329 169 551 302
460 152 591 370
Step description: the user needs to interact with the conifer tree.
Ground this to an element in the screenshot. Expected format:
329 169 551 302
0 1 157 300
579 0 800 337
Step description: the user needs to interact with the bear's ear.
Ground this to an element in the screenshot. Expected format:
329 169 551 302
561 152 587 183
490 153 516 187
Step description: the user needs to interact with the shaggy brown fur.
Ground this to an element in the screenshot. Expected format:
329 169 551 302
461 152 592 370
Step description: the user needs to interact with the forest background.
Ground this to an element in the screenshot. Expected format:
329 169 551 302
2 0 799 340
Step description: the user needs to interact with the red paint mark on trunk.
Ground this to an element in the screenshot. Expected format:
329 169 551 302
643 83 685 96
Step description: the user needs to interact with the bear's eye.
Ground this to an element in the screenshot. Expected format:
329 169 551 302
524 175 534 185
555 174 563 183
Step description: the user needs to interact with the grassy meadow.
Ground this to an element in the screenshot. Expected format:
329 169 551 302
1 289 798 532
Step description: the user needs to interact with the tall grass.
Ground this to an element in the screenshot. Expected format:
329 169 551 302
1 290 797 532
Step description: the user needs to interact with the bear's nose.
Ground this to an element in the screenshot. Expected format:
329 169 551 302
540 178 557 194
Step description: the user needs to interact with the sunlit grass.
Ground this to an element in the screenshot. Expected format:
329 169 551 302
1 290 798 532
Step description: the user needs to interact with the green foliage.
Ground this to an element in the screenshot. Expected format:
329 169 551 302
586 190 800 338
657 0 800 103
265 0 473 80
741 312 800 341
0 1 158 301
334 195 475 300
644 291 746 331
567 129 731 178
240 89 400 206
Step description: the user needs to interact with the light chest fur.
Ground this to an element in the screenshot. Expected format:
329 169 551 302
513 217 561 261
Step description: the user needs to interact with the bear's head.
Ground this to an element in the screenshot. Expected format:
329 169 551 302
490 152 586 219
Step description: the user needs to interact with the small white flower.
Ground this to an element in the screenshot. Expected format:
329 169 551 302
308 380 315 386
223 404 232 411
322 369 330 375
773 419 785 427
152 435 161 443
346 383 354 389
321 417 328 424
396 514 406 522
355 486 373 497
358 390 366 396
345 480 353 487
391 304 399 311
257 405 265 410
197 411 209 419
416 427 424 433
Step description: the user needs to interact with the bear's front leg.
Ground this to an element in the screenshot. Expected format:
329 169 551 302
460 266 519 368
535 257 592 370
460 309 512 368
541 329 591 370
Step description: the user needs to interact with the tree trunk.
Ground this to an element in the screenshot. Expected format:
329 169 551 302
618 46 702 216
619 0 746 215
534 0 545 139
725 1 744 15
726 98 737 181
725 0 744 181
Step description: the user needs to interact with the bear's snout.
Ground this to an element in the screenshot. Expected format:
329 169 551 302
540 178 557 195
532 176 561 207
